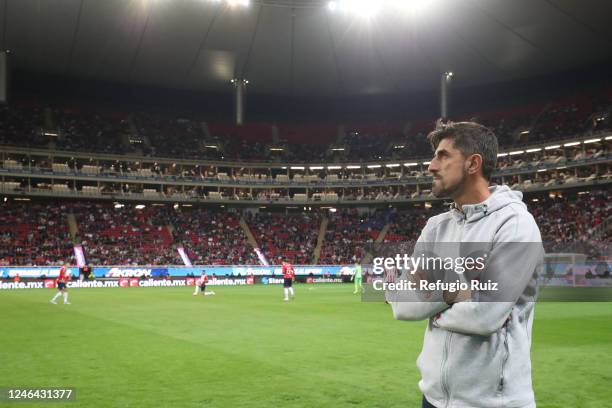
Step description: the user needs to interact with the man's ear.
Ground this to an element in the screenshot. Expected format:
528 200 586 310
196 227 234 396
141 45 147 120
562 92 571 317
466 154 483 176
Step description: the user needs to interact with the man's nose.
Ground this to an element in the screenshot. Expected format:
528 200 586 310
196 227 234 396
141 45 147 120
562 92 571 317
427 161 438 174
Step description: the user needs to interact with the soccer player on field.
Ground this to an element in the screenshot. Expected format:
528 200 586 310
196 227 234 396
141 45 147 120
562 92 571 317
50 263 71 305
281 261 295 301
193 271 208 295
351 263 363 294
193 271 215 296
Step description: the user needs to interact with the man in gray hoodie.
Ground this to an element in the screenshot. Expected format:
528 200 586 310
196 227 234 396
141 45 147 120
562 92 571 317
389 121 543 408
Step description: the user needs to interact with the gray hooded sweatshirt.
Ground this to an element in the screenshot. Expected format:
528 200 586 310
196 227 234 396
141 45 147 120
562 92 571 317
390 185 543 408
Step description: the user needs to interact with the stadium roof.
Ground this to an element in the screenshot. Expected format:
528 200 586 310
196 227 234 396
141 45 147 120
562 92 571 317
2 0 612 97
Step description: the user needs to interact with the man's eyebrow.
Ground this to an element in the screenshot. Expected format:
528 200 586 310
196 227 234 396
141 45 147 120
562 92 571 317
435 148 451 156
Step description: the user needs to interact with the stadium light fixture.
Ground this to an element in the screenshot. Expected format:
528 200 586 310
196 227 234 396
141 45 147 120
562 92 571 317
526 148 542 153
328 166 342 170
583 138 602 144
367 164 382 168
329 208 337 213
537 169 547 172
422 161 431 165
497 153 508 157
404 162 418 166
309 166 324 170
334 0 382 18
544 145 561 150
135 204 145 209
227 0 249 7
331 148 345 151
509 150 524 156
269 147 284 151
346 165 361 169
385 164 400 168
290 166 305 170
563 142 580 147
605 136 612 140
520 130 530 135
393 145 405 149
114 203 124 209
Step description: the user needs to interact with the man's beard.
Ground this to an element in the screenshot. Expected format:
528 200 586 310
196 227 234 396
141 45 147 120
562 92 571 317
432 170 468 198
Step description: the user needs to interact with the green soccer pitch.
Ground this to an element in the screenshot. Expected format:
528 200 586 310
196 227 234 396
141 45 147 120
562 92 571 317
1 284 611 408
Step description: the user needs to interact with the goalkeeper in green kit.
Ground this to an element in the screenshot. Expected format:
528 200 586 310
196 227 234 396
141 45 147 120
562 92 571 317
351 263 363 294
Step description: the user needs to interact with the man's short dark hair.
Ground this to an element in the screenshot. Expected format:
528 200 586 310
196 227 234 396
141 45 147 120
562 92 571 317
427 119 498 180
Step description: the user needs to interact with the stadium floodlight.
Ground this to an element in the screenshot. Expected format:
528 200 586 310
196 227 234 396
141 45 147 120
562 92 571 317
290 166 305 170
422 161 431 165
605 136 612 140
385 164 400 168
393 145 405 149
497 153 508 157
331 0 382 18
346 165 361 169
509 150 524 156
135 204 145 209
269 147 284 151
404 162 418 166
526 148 542 153
227 0 249 7
329 208 337 213
583 138 602 144
367 164 382 168
331 148 345 151
520 130 530 135
114 203 124 209
328 166 342 170
537 169 547 172
563 142 580 147
309 166 324 170
544 145 561 150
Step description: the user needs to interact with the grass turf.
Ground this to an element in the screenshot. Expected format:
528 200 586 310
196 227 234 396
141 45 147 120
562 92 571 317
1 284 611 408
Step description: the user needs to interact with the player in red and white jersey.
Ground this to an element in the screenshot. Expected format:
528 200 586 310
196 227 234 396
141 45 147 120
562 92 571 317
281 261 296 301
50 263 71 305
193 271 215 296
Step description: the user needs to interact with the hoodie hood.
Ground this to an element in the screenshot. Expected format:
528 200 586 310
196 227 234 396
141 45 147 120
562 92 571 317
451 185 526 223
